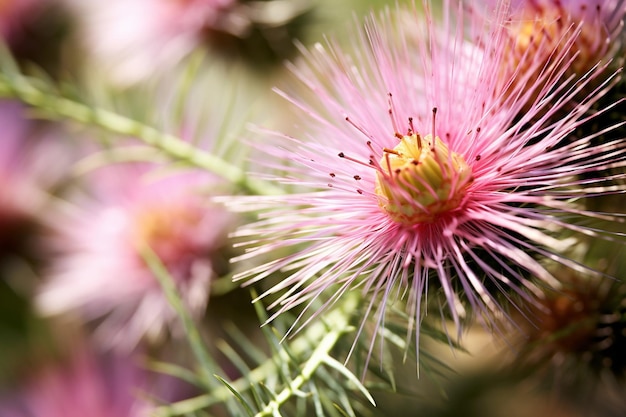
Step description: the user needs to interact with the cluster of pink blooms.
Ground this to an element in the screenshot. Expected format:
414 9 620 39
0 0 625 414
0 0 248 412
227 0 626 352
0 108 231 414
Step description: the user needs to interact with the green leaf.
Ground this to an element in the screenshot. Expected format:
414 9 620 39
322 355 376 407
145 360 205 388
214 375 258 417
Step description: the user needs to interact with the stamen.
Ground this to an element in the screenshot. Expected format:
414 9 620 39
374 132 473 225
383 148 401 156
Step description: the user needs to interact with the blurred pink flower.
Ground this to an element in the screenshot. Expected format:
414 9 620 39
0 100 70 249
485 0 625 103
0 345 160 417
68 0 238 84
37 163 234 349
0 0 45 43
499 0 625 60
225 2 624 353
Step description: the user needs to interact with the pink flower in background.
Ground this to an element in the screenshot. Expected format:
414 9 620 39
0 345 161 417
0 100 69 249
0 0 45 43
37 163 234 349
487 0 625 102
225 1 624 353
499 0 626 65
68 0 238 84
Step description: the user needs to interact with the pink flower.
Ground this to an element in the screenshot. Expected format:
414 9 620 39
500 0 625 60
225 2 624 354
0 0 45 44
67 0 238 84
0 100 70 249
37 163 234 349
484 0 626 105
0 345 162 417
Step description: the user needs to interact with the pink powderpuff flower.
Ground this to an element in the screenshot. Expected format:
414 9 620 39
0 344 168 417
223 1 626 356
498 0 625 68
66 0 239 84
483 0 626 106
37 163 234 349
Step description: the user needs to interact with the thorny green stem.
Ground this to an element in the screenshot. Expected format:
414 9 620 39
255 322 345 417
0 74 282 196
152 294 359 417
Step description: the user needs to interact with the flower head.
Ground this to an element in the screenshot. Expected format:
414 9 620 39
491 0 626 107
70 0 313 84
506 252 626 414
226 1 625 355
373 128 474 225
37 163 234 349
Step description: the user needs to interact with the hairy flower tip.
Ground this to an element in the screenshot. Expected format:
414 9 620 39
37 164 235 350
224 1 626 363
508 270 626 411
375 133 473 225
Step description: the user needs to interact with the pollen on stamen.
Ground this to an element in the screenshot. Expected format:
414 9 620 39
374 118 473 225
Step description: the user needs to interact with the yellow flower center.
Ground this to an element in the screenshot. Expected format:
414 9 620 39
374 133 473 225
133 203 202 263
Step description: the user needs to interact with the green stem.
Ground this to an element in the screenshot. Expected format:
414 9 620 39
140 244 219 390
152 294 359 417
255 327 344 417
0 74 282 196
